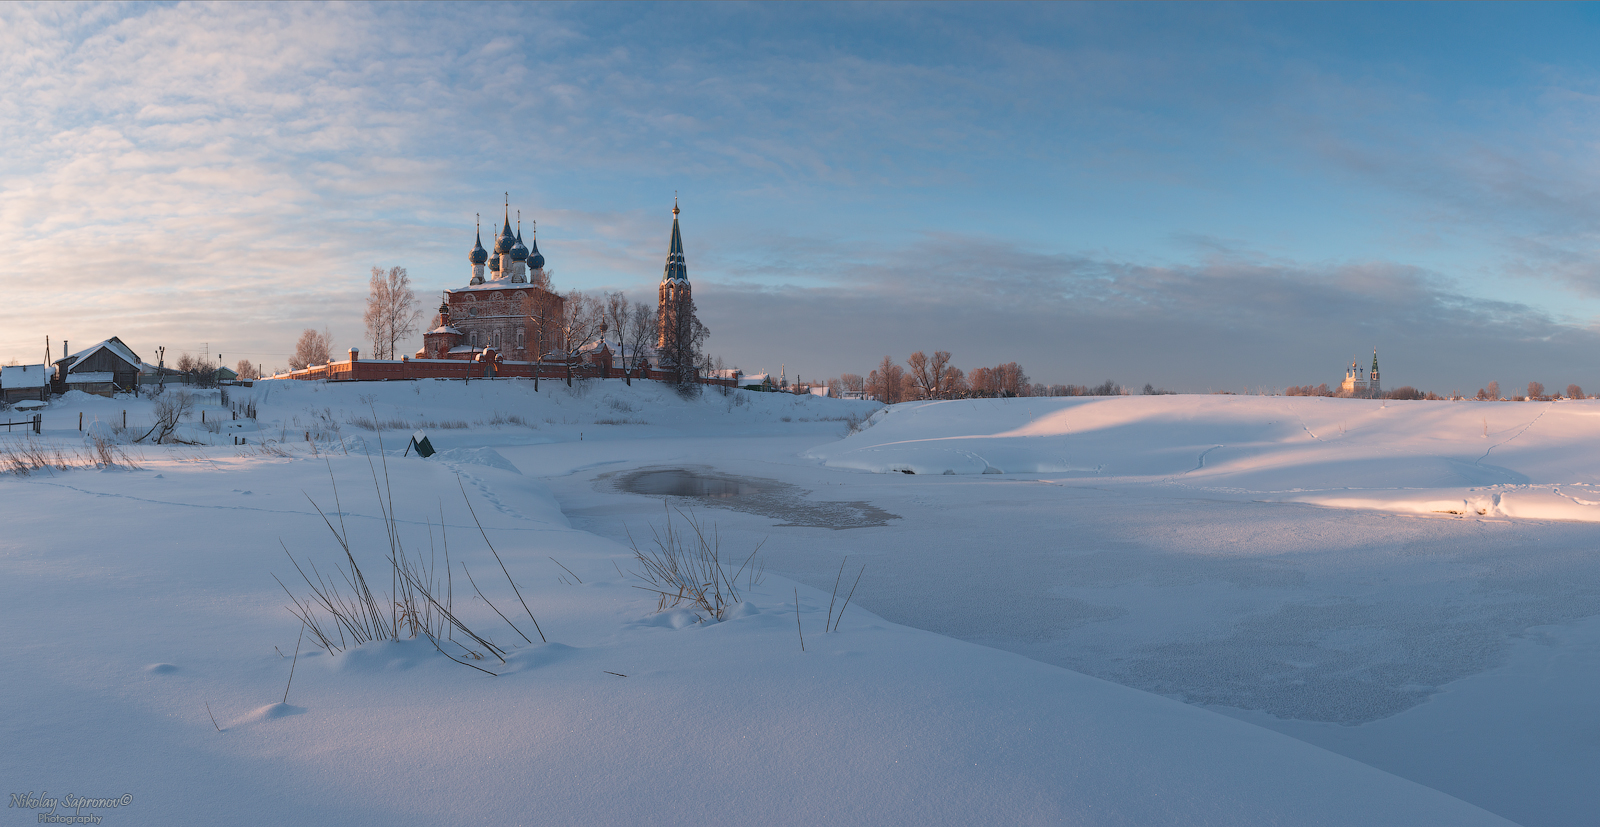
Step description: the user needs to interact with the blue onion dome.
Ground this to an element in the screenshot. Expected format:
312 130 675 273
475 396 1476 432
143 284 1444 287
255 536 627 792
511 227 529 262
495 215 516 255
490 256 501 273
469 230 488 265
528 232 545 269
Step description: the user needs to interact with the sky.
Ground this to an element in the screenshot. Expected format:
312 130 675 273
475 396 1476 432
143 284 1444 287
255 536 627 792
5 2 1600 393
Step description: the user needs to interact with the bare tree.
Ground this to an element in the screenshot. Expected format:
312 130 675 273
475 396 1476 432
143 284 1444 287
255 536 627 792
1527 381 1546 400
363 266 423 360
1567 384 1584 400
995 362 1030 397
136 391 194 444
658 293 709 388
290 327 333 370
234 359 260 380
1486 380 1500 401
907 350 965 399
837 373 864 395
557 290 605 383
605 292 633 385
967 366 995 396
866 355 909 403
625 301 657 378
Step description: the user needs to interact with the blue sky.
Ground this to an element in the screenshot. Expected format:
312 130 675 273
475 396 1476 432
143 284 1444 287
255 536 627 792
5 2 1600 392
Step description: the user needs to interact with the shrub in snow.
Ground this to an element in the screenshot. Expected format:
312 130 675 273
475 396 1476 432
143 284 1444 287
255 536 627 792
630 507 764 622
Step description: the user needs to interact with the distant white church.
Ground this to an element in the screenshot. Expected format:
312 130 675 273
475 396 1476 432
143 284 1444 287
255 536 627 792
1341 350 1381 397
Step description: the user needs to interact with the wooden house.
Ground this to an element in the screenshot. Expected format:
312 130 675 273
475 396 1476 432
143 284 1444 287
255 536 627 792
53 337 142 397
1 364 52 404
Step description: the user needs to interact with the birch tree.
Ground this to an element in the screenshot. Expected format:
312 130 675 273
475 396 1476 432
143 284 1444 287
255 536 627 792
363 266 423 359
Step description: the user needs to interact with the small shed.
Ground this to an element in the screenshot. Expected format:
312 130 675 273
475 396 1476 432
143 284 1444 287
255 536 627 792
1 363 52 404
54 337 142 396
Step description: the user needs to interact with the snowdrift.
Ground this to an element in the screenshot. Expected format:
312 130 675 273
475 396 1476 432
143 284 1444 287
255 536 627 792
0 383 1517 824
809 395 1600 521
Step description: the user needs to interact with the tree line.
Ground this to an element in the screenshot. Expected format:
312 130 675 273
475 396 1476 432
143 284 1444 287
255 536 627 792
809 352 1167 402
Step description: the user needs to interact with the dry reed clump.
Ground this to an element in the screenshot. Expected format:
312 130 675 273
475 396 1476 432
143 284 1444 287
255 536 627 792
346 414 413 431
629 507 764 622
481 411 532 427
842 407 885 435
274 425 545 676
347 415 474 431
0 436 142 475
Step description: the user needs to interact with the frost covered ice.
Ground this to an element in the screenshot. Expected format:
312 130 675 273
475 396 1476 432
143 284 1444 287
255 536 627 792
0 382 1561 825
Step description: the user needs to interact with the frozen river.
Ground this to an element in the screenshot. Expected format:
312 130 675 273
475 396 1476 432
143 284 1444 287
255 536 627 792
514 421 1600 827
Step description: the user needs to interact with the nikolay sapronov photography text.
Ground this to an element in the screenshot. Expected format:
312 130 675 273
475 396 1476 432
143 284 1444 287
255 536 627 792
9 792 133 824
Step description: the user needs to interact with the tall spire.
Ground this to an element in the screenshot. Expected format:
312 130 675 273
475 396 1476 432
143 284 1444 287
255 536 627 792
662 198 687 284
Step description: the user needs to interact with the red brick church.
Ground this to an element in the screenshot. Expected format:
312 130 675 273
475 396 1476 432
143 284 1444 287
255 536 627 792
280 198 731 385
419 201 571 365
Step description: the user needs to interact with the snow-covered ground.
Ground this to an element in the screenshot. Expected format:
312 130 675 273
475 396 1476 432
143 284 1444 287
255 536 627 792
7 384 1593 824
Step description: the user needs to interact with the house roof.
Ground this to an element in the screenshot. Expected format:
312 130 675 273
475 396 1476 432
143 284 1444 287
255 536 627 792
1 363 51 388
57 337 141 373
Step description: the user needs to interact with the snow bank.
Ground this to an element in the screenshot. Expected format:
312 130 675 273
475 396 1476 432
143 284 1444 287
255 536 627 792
0 384 1513 824
810 395 1600 521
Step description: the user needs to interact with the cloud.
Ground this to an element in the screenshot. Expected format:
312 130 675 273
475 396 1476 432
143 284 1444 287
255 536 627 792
4 2 1600 387
694 233 1600 392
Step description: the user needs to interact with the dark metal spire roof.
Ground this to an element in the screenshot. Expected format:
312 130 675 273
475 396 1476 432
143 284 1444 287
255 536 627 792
661 198 687 284
511 213 529 261
495 196 515 255
469 214 488 264
527 219 545 269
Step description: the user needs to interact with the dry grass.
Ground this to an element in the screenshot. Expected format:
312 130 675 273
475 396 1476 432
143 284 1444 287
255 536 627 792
0 437 142 475
348 415 473 431
481 411 531 427
629 507 764 622
275 428 545 676
347 415 413 431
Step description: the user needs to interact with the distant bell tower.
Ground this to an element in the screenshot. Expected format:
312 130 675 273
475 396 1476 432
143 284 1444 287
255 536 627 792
1370 349 1381 396
656 197 692 363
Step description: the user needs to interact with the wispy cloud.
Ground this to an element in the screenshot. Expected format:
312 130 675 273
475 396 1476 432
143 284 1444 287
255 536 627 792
3 2 1600 384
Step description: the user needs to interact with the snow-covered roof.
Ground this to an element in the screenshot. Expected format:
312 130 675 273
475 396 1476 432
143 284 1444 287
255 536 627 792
1 363 51 388
742 374 770 385
428 326 462 335
64 371 115 384
446 280 550 294
575 339 611 355
60 337 141 372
